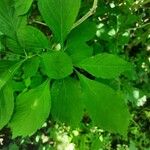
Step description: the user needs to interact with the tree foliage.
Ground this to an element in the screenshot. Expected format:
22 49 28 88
0 1 149 148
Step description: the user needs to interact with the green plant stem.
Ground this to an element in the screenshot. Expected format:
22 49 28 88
127 22 150 32
32 20 47 26
72 0 98 29
137 22 150 29
132 0 150 9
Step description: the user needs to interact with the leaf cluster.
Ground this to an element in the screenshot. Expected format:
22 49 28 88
1 0 145 139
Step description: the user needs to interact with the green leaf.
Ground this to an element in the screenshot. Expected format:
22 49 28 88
51 77 84 127
118 14 138 31
8 144 19 150
77 53 132 79
12 80 26 92
78 74 130 136
15 0 33 15
0 0 15 37
67 21 96 46
0 60 16 73
38 0 81 43
91 135 102 150
42 52 73 79
0 40 4 51
0 61 23 90
0 0 26 38
66 43 93 64
9 80 51 137
23 56 40 78
66 21 95 64
5 38 22 53
17 26 50 49
0 84 14 129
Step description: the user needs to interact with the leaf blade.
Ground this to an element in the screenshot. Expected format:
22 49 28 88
38 0 81 43
42 52 73 79
66 43 93 64
78 73 130 136
15 0 33 15
51 77 84 127
23 56 40 79
67 21 96 46
9 80 51 137
0 84 14 129
77 53 132 79
0 61 23 90
17 26 50 49
0 0 26 38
